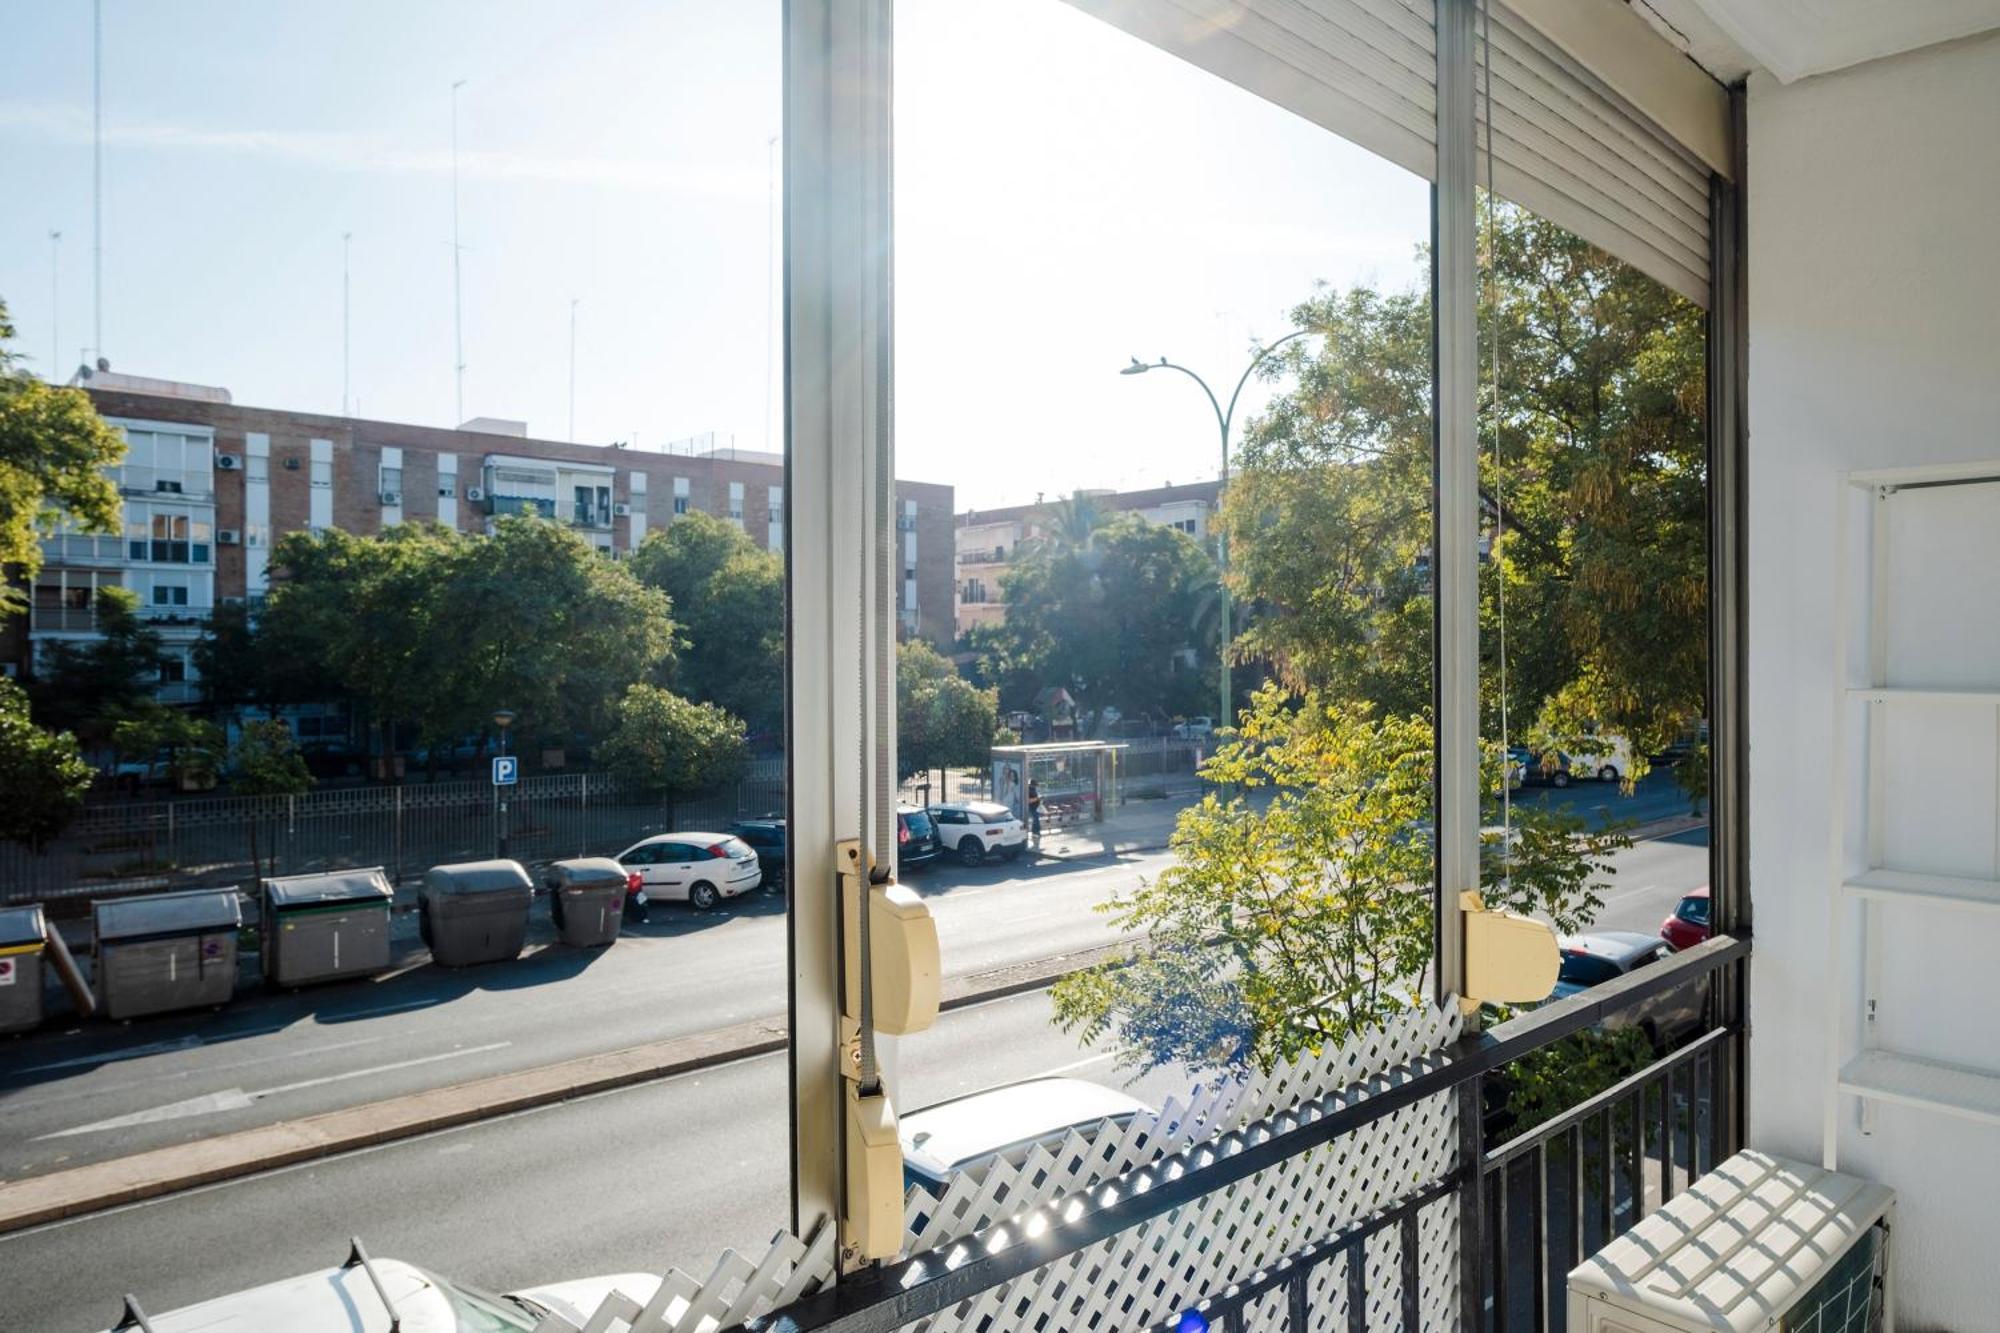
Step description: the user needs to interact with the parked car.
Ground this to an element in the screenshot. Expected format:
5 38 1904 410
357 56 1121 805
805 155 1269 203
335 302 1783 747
1171 716 1216 740
898 804 941 871
1659 885 1712 951
730 817 788 888
1553 930 1705 1050
89 1248 661 1332
1565 732 1635 783
899 1077 1155 1192
613 832 762 910
928 800 1028 866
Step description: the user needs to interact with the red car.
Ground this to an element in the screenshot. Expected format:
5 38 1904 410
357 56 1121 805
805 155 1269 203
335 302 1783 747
1659 885 1711 951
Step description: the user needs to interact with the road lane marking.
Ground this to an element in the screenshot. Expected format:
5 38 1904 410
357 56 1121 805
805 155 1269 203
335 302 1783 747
37 1043 512 1139
1031 1051 1115 1077
16 1035 205 1075
7 1036 389 1112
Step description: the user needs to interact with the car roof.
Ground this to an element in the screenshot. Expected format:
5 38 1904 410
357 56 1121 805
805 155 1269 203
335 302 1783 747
99 1258 461 1333
1681 885 1711 900
623 831 734 849
732 818 784 829
935 800 1010 817
1560 931 1666 964
899 1077 1153 1178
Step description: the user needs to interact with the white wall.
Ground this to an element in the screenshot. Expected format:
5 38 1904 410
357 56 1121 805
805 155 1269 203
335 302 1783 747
1746 31 2000 1330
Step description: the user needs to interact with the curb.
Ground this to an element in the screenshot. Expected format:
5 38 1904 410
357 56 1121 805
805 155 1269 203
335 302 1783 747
0 942 1125 1236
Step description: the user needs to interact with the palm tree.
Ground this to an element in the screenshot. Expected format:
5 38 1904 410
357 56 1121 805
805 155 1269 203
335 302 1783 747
1031 491 1104 555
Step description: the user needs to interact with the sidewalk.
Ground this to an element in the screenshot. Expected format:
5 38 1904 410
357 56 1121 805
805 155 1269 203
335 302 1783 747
1028 791 1201 862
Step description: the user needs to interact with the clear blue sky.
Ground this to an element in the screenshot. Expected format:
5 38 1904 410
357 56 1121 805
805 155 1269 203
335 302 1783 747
1 0 1428 511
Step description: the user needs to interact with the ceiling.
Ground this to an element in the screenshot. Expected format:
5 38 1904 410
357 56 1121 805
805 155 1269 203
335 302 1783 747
1626 0 2000 84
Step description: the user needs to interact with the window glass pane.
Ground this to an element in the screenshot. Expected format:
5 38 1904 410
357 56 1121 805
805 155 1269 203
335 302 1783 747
0 2 785 1323
893 0 1433 1139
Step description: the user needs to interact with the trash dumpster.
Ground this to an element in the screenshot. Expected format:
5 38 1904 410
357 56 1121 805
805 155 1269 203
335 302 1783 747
420 860 532 966
0 905 48 1034
93 888 242 1021
262 868 394 988
544 858 630 948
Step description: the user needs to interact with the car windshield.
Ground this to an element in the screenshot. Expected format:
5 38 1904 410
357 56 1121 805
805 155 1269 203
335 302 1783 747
416 1269 539 1332
721 837 754 858
1557 951 1624 987
1677 895 1710 925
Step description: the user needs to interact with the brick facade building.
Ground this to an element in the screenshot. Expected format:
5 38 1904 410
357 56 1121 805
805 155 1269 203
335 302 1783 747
5 376 955 697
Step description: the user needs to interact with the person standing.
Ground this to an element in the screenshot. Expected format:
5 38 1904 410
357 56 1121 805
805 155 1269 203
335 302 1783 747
1027 779 1042 839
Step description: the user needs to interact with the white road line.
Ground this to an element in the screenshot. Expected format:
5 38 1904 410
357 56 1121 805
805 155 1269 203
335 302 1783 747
251 1042 511 1099
16 1035 204 1075
10 1036 389 1111
1030 1051 1115 1078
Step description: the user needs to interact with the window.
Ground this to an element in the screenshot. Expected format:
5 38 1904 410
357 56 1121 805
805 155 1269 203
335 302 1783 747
158 654 188 684
673 476 690 515
310 459 332 489
151 584 190 607
246 454 269 483
380 466 403 497
728 481 745 524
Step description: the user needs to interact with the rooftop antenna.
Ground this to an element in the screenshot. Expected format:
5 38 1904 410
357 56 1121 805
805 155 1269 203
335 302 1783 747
341 231 352 416
568 297 578 441
451 78 467 424
92 0 103 366
48 230 61 377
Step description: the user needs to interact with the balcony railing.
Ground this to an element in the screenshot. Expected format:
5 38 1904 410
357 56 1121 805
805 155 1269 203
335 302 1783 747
742 934 1747 1333
42 533 127 563
956 548 1007 565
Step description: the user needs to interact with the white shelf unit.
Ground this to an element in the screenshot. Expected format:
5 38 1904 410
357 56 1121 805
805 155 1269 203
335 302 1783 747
1826 463 2000 1158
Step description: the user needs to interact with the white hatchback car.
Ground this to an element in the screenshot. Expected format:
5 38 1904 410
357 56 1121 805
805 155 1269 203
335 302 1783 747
928 800 1028 866
93 1249 660 1332
900 1077 1155 1192
614 832 763 910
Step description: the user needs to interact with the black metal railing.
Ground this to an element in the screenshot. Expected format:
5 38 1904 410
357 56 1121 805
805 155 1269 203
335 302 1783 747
747 933 1748 1333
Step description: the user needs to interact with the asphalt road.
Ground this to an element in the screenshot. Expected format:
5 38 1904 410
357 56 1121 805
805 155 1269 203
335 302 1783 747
0 988 1198 1333
0 774 1704 1184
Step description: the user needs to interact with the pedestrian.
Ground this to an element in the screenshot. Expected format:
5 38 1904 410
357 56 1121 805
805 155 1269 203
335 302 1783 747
1027 779 1042 839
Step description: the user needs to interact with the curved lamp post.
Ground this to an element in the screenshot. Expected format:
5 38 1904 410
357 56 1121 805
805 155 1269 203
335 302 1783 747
1120 329 1311 730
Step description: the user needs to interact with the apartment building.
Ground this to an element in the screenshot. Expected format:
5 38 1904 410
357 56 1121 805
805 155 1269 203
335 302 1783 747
6 374 956 696
952 480 1220 636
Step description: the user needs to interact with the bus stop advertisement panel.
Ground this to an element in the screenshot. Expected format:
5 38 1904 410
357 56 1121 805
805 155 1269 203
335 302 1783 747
990 742 1123 828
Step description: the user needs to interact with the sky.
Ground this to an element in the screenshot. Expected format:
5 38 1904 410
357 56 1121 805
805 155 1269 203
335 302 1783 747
0 0 1430 513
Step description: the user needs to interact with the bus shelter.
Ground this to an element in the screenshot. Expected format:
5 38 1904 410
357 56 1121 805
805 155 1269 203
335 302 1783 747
990 741 1125 829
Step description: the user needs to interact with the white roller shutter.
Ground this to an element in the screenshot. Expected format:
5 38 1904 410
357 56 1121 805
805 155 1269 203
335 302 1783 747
1063 0 1439 184
1478 1 1711 305
1064 0 1717 308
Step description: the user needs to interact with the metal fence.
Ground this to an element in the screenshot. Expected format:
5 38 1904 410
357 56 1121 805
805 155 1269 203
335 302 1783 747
0 764 786 904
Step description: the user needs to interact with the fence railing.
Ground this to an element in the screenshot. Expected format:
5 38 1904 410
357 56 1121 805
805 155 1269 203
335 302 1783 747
0 764 787 903
741 934 1748 1333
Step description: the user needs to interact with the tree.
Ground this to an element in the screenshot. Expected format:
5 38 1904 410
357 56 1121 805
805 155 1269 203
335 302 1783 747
974 514 1217 720
112 708 225 791
30 587 165 748
898 640 999 797
0 298 125 617
0 678 94 850
231 718 315 884
598 683 748 823
1227 205 1708 786
628 513 784 736
1051 685 1627 1077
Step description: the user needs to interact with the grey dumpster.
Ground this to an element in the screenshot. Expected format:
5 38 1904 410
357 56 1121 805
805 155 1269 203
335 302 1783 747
94 888 242 1021
421 860 532 966
0 905 48 1034
544 858 629 948
263 868 394 988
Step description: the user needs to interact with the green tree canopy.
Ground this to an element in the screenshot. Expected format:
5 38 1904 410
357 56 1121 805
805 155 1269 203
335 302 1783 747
0 678 94 850
970 513 1216 721
598 683 748 816
0 298 126 617
231 718 315 797
628 512 784 736
1052 684 1627 1076
897 640 999 787
1227 205 1707 775
112 708 225 791
29 587 164 748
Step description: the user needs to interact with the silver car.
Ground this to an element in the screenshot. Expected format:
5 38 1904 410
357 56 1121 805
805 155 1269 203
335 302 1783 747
1553 930 1706 1050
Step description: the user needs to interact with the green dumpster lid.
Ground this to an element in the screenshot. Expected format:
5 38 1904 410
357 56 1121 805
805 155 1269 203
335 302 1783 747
264 867 394 909
95 888 243 942
0 904 45 948
544 857 629 891
422 858 533 897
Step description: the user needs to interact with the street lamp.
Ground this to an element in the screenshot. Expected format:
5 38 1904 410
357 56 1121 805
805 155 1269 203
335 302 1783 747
493 708 516 860
1120 330 1312 730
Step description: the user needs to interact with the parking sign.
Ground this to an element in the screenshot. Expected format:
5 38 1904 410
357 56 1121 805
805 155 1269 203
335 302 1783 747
492 755 518 786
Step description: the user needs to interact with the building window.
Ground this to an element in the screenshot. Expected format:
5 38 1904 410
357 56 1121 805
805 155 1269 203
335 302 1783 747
379 465 403 499
158 653 188 684
246 523 269 548
246 454 269 483
311 459 332 489
673 476 690 515
151 584 190 607
728 481 745 524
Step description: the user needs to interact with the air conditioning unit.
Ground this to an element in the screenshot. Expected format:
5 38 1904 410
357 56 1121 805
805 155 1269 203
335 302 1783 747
614 502 632 517
1569 1151 1892 1333
216 453 242 470
217 529 242 546
284 457 300 470
379 491 402 506
465 486 487 502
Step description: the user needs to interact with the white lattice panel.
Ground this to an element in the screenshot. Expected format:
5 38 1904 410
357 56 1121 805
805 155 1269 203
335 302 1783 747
901 1002 1462 1260
899 1002 1465 1333
526 1219 836 1333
